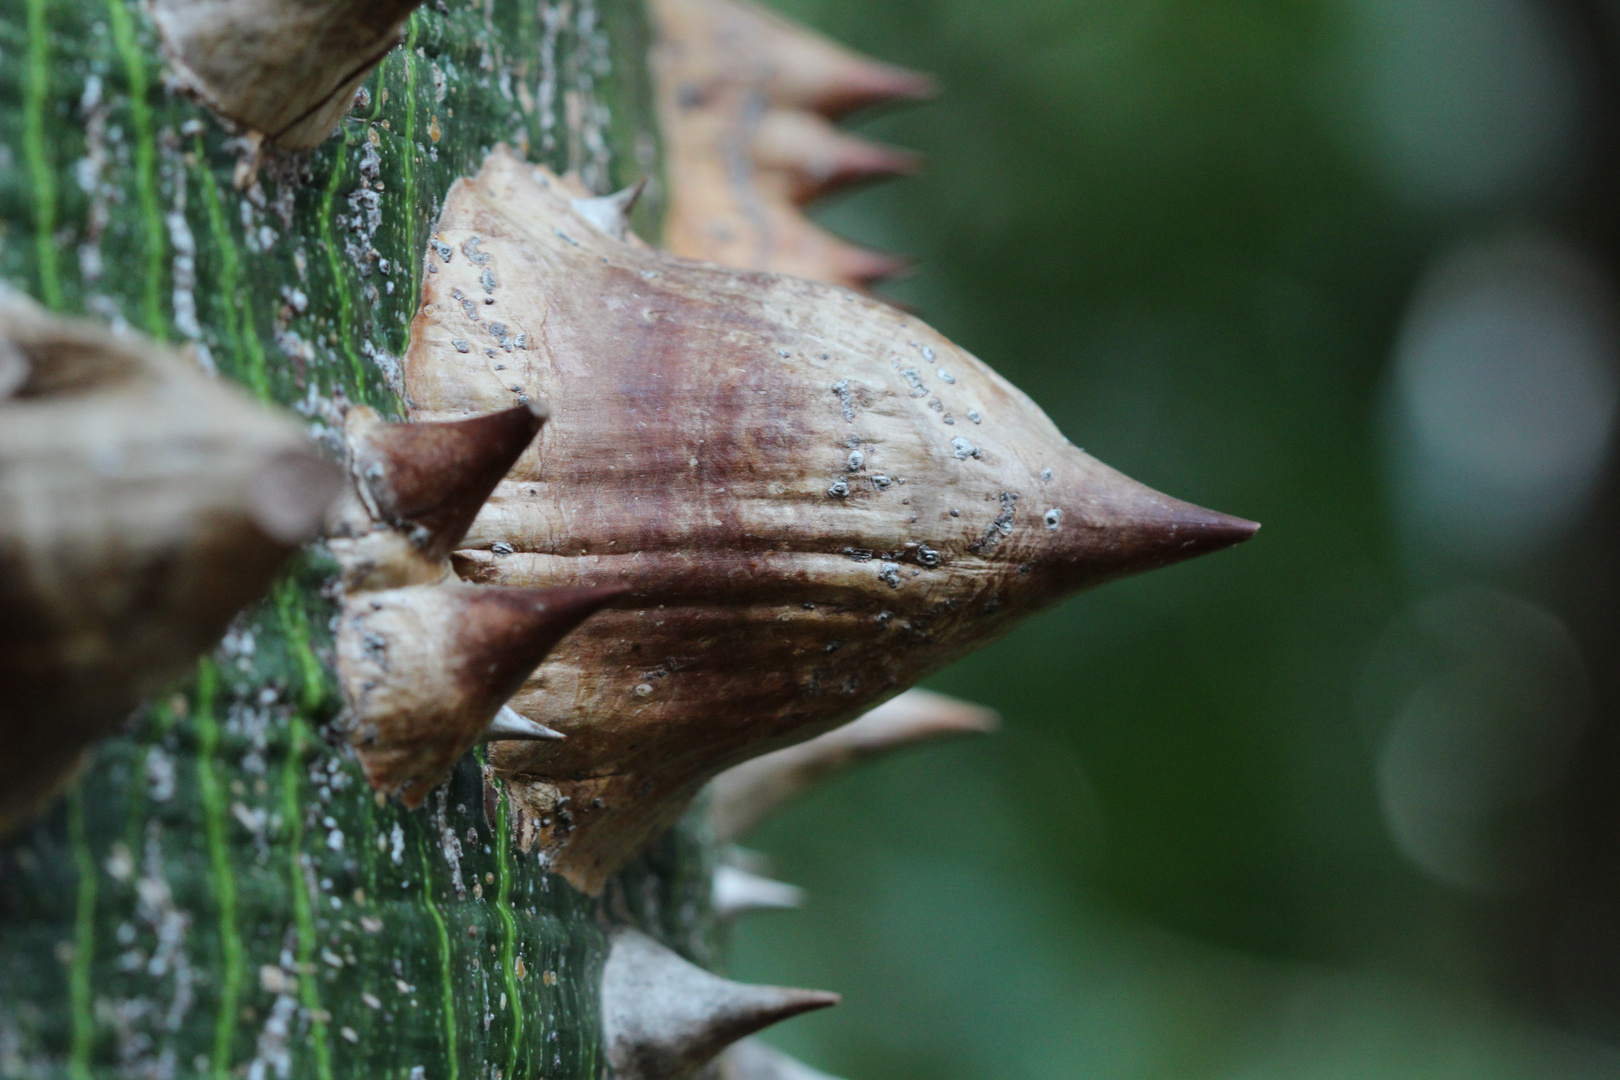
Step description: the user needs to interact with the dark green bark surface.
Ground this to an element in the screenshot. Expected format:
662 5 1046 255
0 3 707 1077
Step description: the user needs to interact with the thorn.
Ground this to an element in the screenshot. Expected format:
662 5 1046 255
718 1040 846 1080
713 866 804 919
602 928 838 1080
799 59 938 120
151 0 424 149
251 449 346 545
0 291 337 834
347 402 547 561
1046 459 1260 590
746 4 938 118
764 212 912 292
342 582 625 807
483 704 567 743
710 689 998 842
573 178 649 241
754 111 922 205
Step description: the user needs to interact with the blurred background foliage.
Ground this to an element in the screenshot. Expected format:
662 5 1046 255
722 0 1620 1076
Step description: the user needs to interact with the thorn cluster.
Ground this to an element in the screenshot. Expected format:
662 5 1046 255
650 0 934 290
327 402 622 806
400 147 1256 893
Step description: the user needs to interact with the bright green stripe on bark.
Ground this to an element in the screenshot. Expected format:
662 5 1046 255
24 0 61 308
105 0 166 338
67 789 96 1080
194 148 271 399
317 135 366 396
419 835 461 1080
191 146 248 384
275 579 327 713
492 782 526 1076
195 662 244 1080
401 19 422 313
281 716 334 1080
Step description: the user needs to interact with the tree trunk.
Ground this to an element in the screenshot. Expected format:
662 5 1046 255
0 4 700 1077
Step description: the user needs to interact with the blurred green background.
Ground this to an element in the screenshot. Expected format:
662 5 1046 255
723 0 1620 1076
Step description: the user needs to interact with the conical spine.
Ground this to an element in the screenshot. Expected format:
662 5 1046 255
601 928 839 1080
650 0 931 290
712 866 805 919
753 112 922 205
151 0 425 148
0 291 340 832
341 580 625 807
346 402 547 562
573 179 650 241
482 704 568 743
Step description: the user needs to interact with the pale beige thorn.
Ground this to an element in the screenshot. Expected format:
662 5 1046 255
722 0 937 118
572 178 650 241
753 111 921 205
482 704 567 743
602 928 839 1080
0 289 340 834
718 1040 846 1080
151 0 423 149
712 865 804 920
709 689 999 843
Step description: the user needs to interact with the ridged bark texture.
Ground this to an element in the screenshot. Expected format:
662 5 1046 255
0 3 708 1077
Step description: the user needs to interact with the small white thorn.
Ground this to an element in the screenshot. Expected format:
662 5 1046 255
482 704 567 743
713 866 804 919
572 178 649 241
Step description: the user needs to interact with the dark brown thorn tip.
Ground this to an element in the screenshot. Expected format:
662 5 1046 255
788 138 922 205
353 403 547 560
1076 491 1258 585
452 584 630 715
804 62 939 121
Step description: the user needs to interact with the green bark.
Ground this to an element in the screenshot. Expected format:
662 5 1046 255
0 3 709 1077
